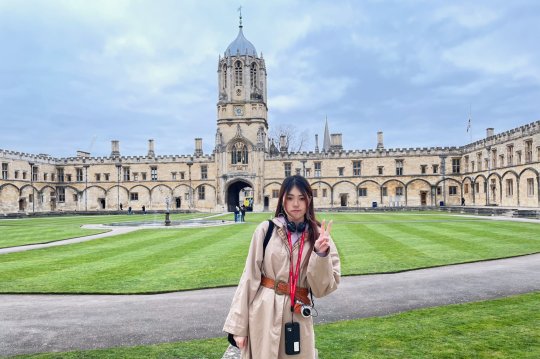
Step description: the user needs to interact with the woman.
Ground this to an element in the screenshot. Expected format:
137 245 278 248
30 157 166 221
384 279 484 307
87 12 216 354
223 175 341 358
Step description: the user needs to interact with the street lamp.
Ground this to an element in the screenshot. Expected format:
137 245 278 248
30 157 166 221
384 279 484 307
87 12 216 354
84 165 89 212
187 159 193 209
29 162 35 213
115 163 121 211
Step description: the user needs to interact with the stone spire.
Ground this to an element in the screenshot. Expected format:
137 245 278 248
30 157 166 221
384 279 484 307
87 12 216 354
323 117 331 152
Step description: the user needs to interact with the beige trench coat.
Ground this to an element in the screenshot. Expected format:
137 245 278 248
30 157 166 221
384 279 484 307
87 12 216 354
223 218 341 359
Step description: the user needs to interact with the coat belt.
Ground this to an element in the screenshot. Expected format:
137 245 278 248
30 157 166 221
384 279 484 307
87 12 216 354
260 276 311 312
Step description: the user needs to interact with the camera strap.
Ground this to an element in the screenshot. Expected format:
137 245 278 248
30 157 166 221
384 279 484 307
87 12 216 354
287 229 306 316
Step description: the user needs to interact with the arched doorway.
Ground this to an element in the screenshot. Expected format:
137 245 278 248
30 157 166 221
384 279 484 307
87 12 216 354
227 180 253 212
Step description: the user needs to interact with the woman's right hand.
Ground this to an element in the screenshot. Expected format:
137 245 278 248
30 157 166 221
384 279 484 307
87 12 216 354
233 335 247 349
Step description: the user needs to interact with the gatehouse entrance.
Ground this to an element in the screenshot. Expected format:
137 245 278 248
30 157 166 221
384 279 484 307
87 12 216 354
226 180 253 212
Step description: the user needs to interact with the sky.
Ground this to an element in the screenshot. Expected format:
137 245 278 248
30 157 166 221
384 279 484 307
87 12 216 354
1 0 539 158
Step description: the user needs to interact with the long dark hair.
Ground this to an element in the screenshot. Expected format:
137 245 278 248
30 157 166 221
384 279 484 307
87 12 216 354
274 175 320 244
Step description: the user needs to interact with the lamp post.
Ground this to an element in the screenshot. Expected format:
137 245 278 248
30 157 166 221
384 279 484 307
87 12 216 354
187 159 194 209
84 165 89 212
115 163 121 211
29 162 35 213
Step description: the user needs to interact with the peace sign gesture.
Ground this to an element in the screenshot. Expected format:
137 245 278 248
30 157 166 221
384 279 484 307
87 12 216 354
315 219 333 254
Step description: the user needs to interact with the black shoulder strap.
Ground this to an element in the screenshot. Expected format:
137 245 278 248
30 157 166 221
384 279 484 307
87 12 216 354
262 220 275 258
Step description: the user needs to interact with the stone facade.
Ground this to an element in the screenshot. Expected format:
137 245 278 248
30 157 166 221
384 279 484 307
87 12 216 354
1 22 539 214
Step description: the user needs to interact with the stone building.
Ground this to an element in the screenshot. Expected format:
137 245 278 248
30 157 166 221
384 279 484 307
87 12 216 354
1 19 540 214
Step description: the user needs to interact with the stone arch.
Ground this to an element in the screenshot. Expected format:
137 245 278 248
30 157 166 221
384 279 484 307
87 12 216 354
434 178 462 206
486 173 502 206
85 185 107 211
149 184 174 210
357 180 380 207
0 183 20 213
332 180 356 207
310 180 332 208
500 170 519 206
380 179 406 207
104 185 130 211
462 177 475 205
226 178 254 212
406 179 433 206
518 167 539 207
126 185 151 211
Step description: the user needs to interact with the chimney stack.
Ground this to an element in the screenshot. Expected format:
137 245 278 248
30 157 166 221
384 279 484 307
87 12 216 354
147 139 155 157
110 140 120 157
330 133 343 151
315 134 319 153
377 131 384 149
486 128 494 138
279 135 288 153
195 138 203 156
77 150 90 158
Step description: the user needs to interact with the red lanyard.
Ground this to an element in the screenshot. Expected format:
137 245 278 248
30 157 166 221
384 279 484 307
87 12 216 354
287 230 306 312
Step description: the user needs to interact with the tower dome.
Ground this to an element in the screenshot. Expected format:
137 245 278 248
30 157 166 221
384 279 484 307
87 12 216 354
225 13 257 57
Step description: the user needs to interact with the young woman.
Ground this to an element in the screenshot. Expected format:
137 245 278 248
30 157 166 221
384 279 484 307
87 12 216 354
223 175 341 358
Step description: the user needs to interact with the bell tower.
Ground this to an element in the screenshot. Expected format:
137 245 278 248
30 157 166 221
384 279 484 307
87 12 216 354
214 11 268 212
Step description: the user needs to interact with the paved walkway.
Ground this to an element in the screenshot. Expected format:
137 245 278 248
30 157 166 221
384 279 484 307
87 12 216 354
1 253 539 356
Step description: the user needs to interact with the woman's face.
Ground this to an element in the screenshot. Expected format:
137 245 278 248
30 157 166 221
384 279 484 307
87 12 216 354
284 185 307 223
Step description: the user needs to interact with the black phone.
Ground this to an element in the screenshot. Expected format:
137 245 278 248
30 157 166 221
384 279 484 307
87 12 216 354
284 322 300 355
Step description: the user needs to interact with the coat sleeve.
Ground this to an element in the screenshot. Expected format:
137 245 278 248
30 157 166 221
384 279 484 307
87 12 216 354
306 236 340 298
222 221 268 336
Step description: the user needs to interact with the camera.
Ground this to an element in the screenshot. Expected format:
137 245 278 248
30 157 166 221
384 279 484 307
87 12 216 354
296 300 313 318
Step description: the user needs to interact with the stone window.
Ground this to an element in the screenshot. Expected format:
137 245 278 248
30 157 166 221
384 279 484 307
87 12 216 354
66 174 72 182
76 168 83 182
449 186 457 196
358 188 367 197
516 150 522 164
123 167 130 181
133 173 138 181
527 178 534 197
338 167 344 176
313 189 318 198
378 166 384 175
201 165 208 179
171 172 177 180
232 142 248 164
43 173 48 181
272 189 279 198
352 161 361 176
198 185 205 200
484 158 489 170
234 61 243 86
32 166 39 181
525 140 533 163
507 145 514 166
499 154 504 167
250 63 257 88
382 187 388 196
420 165 427 174
452 158 460 174
322 189 327 197
57 187 65 203
464 183 469 194
141 172 147 181
95 173 101 181
2 163 8 179
51 173 55 181
314 162 321 177
180 172 185 180
130 192 139 201
151 167 158 181
284 163 292 177
477 153 482 171
506 179 514 197
22 171 27 180
491 148 497 168
396 187 404 196
58 168 65 182
14 170 19 179
296 168 301 175
437 186 442 195
395 160 403 176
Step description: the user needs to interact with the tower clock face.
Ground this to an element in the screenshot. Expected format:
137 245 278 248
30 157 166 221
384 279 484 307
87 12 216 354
234 106 244 117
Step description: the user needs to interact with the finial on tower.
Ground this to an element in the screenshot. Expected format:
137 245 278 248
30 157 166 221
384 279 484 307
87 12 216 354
238 6 243 28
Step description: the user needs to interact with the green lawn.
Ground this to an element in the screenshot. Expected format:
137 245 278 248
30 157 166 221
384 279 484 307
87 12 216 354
14 292 540 358
0 212 538 294
0 213 211 248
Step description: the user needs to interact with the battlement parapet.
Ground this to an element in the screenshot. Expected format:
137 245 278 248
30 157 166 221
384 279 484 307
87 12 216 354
461 120 540 153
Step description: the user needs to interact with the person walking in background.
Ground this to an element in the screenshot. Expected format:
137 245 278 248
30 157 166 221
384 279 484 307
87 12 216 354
234 205 240 222
240 205 246 222
224 175 341 358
